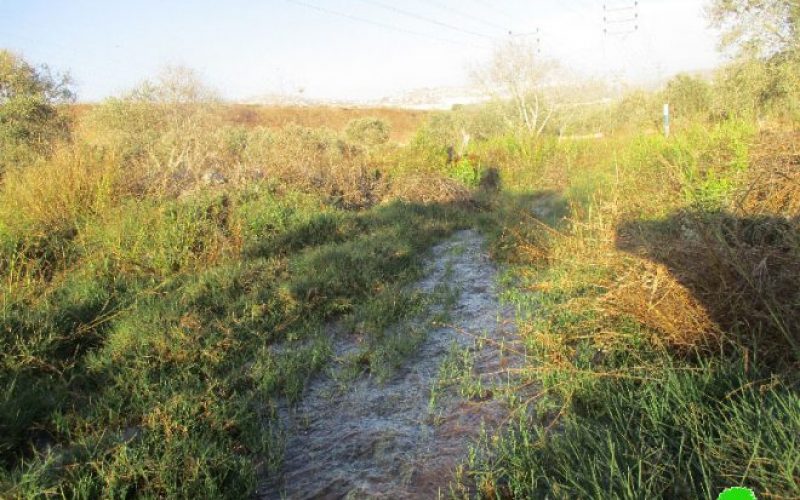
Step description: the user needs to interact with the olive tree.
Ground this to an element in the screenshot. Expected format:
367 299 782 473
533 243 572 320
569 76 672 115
708 1 800 119
709 0 799 58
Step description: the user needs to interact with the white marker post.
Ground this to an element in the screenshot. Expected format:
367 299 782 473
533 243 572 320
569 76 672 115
663 103 670 138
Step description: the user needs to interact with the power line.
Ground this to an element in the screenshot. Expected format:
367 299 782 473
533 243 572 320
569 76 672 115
420 0 510 34
605 2 639 13
283 0 490 49
353 0 497 40
603 1 639 36
467 0 517 22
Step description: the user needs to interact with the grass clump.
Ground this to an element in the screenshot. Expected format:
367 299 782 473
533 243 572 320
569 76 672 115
345 117 391 147
471 353 799 499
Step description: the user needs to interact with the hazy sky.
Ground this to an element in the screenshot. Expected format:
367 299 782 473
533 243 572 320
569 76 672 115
0 0 724 102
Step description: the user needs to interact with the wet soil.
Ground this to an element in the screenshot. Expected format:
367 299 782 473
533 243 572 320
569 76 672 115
260 230 523 499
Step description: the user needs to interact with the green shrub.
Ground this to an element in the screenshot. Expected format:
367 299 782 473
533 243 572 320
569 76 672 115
450 157 481 187
612 90 662 133
0 50 73 172
664 73 712 119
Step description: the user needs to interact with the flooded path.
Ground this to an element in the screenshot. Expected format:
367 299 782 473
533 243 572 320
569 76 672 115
260 230 523 499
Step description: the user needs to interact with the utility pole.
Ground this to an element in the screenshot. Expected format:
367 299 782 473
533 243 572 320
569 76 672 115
603 1 639 36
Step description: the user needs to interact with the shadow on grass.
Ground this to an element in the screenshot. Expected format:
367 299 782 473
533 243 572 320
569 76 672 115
240 199 474 315
476 189 569 268
526 190 570 228
616 209 800 364
0 198 477 497
466 200 800 500
485 189 569 227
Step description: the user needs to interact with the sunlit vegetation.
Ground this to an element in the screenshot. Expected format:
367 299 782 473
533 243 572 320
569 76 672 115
1 2 799 495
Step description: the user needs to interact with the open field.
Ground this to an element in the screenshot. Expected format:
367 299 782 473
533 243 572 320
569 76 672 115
68 104 430 143
221 105 430 142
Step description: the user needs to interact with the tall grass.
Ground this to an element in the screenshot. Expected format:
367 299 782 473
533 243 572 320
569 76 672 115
465 117 800 498
0 78 476 496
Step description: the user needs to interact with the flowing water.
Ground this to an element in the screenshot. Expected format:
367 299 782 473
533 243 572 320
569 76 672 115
260 230 524 499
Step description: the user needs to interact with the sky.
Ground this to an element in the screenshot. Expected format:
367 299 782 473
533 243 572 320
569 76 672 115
0 0 725 103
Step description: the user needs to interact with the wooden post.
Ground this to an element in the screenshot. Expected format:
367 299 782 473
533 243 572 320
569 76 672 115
663 102 670 138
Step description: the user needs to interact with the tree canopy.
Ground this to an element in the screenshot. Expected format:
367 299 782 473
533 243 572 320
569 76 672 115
471 40 559 136
709 0 800 59
0 50 73 103
0 50 74 170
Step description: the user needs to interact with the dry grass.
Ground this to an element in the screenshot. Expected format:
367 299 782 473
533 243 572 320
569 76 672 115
219 105 428 142
603 260 720 350
69 102 452 210
612 136 800 361
387 173 472 205
69 103 430 143
0 146 122 234
740 131 800 216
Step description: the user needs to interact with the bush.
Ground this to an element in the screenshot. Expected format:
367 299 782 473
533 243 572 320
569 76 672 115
79 70 223 194
664 73 711 119
612 90 662 133
0 50 73 171
712 56 800 121
262 124 387 208
344 117 390 146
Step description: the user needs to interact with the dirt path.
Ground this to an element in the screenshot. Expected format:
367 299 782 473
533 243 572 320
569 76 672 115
260 230 522 499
